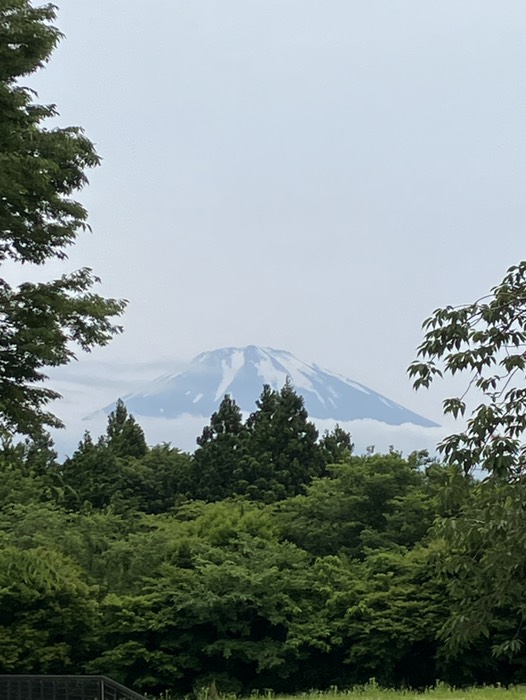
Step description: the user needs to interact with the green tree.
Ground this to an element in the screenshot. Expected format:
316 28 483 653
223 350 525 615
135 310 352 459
0 434 61 508
105 399 147 459
192 394 249 501
60 431 121 510
131 443 193 513
409 261 526 657
278 453 437 558
409 261 526 477
326 546 446 688
319 423 354 464
0 545 97 673
0 0 126 437
246 382 326 501
89 534 333 695
61 407 193 513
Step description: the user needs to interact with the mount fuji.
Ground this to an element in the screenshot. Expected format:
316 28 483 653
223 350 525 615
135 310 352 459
104 345 438 428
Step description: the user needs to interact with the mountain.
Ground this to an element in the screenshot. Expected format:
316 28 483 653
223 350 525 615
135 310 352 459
106 345 438 428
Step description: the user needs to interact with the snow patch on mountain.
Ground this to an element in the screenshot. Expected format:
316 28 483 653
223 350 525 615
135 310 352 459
98 345 439 429
215 349 245 401
346 380 370 395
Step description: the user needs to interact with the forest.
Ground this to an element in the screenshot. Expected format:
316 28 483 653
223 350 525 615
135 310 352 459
1 385 525 696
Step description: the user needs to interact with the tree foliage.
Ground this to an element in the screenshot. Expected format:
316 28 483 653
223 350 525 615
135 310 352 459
409 261 526 657
278 452 439 559
190 384 345 503
409 262 526 477
1 402 524 692
245 381 327 500
192 394 249 501
0 0 126 437
0 545 97 673
60 404 191 512
105 399 148 459
9 3 525 692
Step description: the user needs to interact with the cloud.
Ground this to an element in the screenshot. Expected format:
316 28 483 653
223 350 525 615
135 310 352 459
46 355 454 460
313 417 446 458
50 402 446 462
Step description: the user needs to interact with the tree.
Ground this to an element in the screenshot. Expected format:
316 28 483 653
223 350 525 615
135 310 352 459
191 385 327 502
0 436 56 507
105 399 147 459
61 431 121 510
409 261 526 478
246 382 326 501
0 1 126 437
278 453 436 559
89 533 333 695
319 424 354 464
60 404 151 510
132 443 193 513
192 394 249 501
0 545 97 673
409 261 526 657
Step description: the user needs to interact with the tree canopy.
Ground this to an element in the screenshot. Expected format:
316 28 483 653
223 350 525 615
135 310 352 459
190 384 348 502
409 262 526 478
0 0 126 437
2 398 521 693
409 261 526 658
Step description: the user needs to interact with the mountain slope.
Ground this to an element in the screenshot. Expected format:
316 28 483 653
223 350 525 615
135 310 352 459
109 345 438 428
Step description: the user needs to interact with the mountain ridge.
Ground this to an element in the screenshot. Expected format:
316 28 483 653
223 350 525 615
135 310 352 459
102 345 438 428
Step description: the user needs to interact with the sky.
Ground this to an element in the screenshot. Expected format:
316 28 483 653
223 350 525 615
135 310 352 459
16 1 526 453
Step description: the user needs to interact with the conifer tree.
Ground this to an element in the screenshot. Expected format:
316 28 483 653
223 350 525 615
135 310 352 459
61 430 120 509
246 381 326 500
60 403 147 510
192 394 248 501
319 424 354 464
105 399 147 459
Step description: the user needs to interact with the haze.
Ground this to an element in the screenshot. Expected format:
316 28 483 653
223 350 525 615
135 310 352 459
19 1 526 451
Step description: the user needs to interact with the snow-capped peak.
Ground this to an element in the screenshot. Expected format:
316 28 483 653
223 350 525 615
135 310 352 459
107 345 438 428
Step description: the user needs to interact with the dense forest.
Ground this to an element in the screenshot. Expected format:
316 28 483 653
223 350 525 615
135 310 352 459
1 384 525 696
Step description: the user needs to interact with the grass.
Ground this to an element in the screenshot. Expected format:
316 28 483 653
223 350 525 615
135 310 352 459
267 687 526 700
154 684 526 700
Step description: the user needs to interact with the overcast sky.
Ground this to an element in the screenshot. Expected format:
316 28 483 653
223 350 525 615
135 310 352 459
19 1 526 450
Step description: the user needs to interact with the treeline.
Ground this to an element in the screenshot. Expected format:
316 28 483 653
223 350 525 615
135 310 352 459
0 384 523 695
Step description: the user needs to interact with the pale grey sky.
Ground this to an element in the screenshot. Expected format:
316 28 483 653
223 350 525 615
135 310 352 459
20 1 526 448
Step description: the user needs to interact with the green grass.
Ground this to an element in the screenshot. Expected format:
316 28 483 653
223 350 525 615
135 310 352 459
154 684 526 700
268 686 526 700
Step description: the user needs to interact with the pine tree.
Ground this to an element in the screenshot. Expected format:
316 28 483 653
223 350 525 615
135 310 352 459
319 424 354 464
192 394 248 501
105 399 147 459
61 430 120 509
246 381 326 500
61 403 147 510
